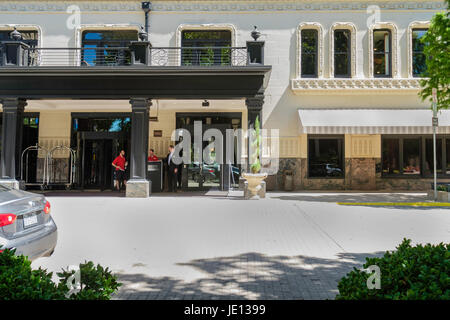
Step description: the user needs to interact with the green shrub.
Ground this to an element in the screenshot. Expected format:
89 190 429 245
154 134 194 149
336 239 450 300
0 248 65 300
0 247 121 300
58 261 121 300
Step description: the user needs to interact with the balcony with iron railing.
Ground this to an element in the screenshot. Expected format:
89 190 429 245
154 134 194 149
0 43 256 67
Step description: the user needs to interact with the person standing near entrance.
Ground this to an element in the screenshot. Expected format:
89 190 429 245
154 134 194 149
112 150 127 191
166 145 178 192
148 148 159 162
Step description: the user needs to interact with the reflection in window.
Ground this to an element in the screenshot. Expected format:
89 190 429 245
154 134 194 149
81 30 137 66
334 29 351 77
412 29 428 77
301 29 318 77
373 30 391 77
382 139 400 174
425 139 442 175
181 30 232 66
308 137 344 178
403 139 421 175
0 29 38 47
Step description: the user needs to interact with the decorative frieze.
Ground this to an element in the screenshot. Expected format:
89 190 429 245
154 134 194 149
291 78 422 94
0 1 445 13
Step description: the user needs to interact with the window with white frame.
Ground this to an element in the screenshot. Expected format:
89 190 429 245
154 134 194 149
301 29 319 78
411 28 428 77
333 29 351 78
373 29 392 77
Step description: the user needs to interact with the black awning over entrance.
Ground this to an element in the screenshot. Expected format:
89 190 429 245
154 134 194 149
0 65 271 196
0 66 271 100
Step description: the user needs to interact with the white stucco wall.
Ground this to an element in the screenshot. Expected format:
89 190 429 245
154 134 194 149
0 0 445 138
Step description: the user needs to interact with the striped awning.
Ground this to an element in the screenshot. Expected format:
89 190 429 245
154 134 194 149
298 108 450 134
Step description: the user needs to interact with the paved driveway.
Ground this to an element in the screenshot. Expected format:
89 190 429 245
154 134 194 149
32 191 450 300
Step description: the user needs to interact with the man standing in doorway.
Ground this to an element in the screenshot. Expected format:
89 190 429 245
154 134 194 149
112 150 127 191
166 145 178 192
148 148 159 162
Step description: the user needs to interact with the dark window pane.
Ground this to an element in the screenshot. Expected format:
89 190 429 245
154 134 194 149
301 30 318 77
412 29 428 77
0 30 38 48
373 30 391 77
181 30 232 66
382 139 400 174
81 30 137 66
334 29 351 77
301 54 316 76
403 139 421 175
308 138 344 178
424 139 442 175
335 54 349 76
447 140 450 174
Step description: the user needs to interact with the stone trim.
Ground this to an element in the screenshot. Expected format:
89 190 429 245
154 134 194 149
407 21 431 78
368 22 398 78
0 1 445 13
329 22 357 78
296 22 324 78
291 78 421 94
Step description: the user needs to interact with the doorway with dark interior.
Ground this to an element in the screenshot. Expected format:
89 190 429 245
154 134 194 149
176 112 242 191
71 114 131 191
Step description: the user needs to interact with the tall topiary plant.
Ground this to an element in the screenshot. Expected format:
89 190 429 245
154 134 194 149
250 116 261 174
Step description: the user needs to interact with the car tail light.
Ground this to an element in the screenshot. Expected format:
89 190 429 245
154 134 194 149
0 214 17 227
43 201 51 214
208 169 214 173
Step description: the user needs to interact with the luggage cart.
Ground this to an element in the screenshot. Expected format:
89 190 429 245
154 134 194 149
47 146 76 190
20 144 49 191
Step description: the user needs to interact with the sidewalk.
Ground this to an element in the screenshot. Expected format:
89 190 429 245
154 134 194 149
32 191 449 300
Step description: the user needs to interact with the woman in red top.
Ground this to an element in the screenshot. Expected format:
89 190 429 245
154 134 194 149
112 150 128 190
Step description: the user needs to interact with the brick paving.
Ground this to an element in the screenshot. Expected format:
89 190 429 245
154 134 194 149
32 191 450 300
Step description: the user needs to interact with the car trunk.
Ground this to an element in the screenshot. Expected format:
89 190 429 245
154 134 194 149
0 189 49 240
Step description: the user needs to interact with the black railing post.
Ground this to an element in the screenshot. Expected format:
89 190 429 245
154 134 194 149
129 41 151 66
0 41 30 66
246 26 265 65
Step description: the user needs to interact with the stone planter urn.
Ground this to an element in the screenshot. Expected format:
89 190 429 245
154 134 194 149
242 172 267 200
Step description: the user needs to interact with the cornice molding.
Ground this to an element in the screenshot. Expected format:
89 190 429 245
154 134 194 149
291 78 423 95
0 1 445 13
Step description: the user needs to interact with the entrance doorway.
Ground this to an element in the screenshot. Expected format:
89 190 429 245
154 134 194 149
71 114 131 190
176 113 242 190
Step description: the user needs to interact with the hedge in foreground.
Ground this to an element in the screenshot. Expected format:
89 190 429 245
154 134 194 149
336 239 449 300
0 247 121 300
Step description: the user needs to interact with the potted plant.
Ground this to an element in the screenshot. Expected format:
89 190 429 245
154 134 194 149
242 116 267 199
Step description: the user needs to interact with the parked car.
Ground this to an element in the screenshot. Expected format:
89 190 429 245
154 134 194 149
309 163 343 177
187 162 216 183
0 184 57 261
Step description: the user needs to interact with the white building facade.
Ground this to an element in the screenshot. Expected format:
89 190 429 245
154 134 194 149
0 0 449 192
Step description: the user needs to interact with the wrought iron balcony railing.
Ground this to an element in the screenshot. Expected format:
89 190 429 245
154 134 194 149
0 44 250 67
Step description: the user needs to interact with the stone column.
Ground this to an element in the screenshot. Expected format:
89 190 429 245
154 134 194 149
245 95 264 172
127 98 151 197
0 98 26 189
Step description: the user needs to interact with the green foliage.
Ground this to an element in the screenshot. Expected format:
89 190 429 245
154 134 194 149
0 248 66 300
0 247 121 300
419 2 450 110
336 239 450 300
58 261 122 300
250 115 262 174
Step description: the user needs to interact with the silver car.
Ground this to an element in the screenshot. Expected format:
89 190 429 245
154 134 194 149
0 184 57 261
